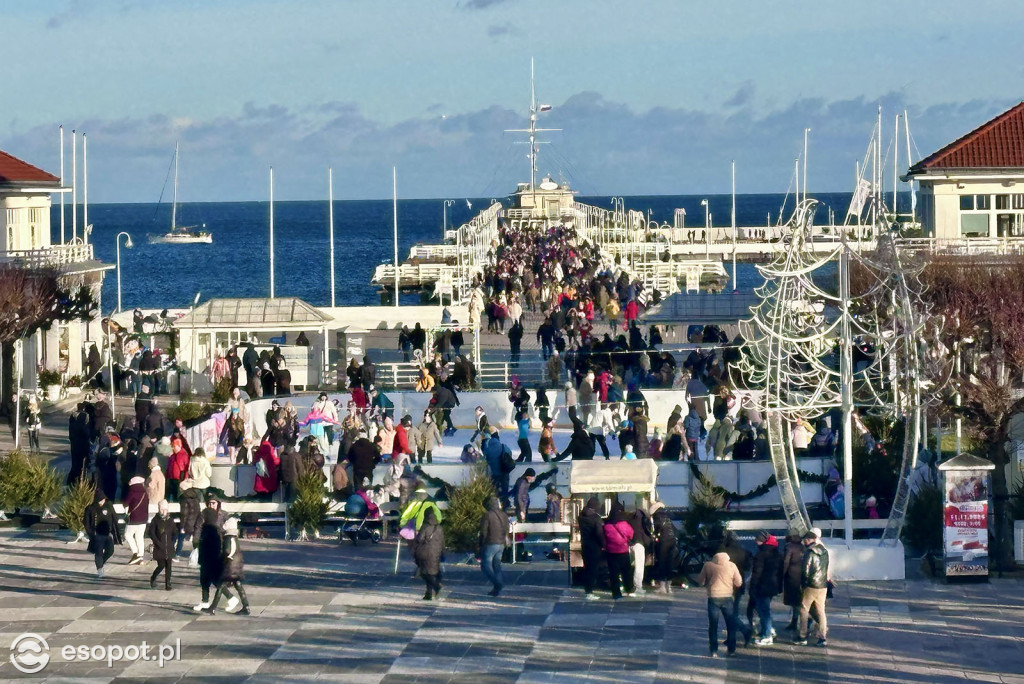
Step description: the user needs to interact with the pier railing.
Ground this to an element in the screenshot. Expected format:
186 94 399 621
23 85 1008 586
373 359 557 392
896 236 1024 256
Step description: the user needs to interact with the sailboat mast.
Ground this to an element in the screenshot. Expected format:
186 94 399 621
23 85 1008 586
172 142 179 232
59 126 65 244
904 110 915 225
894 114 900 217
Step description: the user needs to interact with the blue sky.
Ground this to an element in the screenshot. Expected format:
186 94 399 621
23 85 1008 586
2 0 1022 202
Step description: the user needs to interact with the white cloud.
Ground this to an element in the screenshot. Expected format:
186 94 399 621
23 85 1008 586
2 93 1014 202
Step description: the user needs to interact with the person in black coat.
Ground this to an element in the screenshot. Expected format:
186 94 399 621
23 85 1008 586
749 531 784 644
347 436 380 489
661 429 684 461
556 421 596 461
650 502 676 593
202 517 250 615
578 496 605 598
94 438 123 504
84 490 121 577
148 500 179 590
781 533 805 631
193 507 224 611
68 404 92 484
412 508 445 600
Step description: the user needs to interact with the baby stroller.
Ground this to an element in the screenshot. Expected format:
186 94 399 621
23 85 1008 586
341 491 383 545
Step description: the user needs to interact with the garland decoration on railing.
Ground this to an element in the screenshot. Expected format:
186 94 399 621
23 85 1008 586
688 462 830 504
410 464 560 501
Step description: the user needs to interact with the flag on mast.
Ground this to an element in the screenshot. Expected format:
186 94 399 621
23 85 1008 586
538 104 552 112
847 178 871 218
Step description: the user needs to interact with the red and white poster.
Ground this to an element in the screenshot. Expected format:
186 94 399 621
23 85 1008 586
943 471 990 577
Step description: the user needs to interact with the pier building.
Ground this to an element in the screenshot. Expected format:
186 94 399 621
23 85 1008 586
906 101 1024 243
0 148 111 385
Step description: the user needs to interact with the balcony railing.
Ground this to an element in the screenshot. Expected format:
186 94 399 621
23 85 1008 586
0 243 95 267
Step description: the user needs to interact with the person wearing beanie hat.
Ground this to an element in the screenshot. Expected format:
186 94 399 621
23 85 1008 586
202 517 250 616
650 501 676 594
512 468 536 523
750 530 783 645
123 475 150 565
479 495 509 597
544 483 563 523
148 500 178 590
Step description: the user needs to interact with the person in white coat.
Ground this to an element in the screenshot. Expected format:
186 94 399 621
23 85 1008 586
588 403 616 460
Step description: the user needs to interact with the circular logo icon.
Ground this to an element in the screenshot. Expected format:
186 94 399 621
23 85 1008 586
10 633 50 674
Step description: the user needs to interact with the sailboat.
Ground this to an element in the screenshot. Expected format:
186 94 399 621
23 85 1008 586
149 142 212 244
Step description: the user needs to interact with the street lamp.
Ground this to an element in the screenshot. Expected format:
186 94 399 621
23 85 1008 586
443 199 455 241
188 291 202 394
115 232 133 312
701 199 710 260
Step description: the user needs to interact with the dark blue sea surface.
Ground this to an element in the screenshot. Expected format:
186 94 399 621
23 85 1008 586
60 191 889 313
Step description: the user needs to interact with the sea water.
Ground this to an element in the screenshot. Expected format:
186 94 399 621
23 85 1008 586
65 191 879 313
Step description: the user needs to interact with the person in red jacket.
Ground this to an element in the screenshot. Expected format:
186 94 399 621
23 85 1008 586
253 438 280 498
602 502 635 600
623 299 639 329
165 438 191 502
393 415 415 463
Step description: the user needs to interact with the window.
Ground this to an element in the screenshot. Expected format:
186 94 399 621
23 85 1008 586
976 194 991 210
960 195 974 210
1014 194 1024 210
961 214 989 236
996 194 1010 210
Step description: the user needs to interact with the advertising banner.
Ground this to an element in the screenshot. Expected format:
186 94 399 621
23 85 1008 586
943 470 990 577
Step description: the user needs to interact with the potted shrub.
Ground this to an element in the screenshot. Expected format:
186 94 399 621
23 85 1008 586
37 368 62 401
0 450 63 521
287 471 329 541
57 478 96 542
65 374 83 396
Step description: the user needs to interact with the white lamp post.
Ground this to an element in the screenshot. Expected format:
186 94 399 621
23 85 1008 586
443 199 454 241
115 232 133 312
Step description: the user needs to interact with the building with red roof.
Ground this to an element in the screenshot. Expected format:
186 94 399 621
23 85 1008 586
906 102 1024 240
1 145 111 384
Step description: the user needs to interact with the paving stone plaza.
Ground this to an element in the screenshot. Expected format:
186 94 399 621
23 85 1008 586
1 529 1022 683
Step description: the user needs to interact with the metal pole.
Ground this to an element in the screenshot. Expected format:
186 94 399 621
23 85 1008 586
393 166 399 309
839 239 855 547
116 238 122 312
955 343 962 455
13 338 21 449
893 114 900 218
731 160 737 291
328 167 336 308
59 126 65 244
71 129 77 242
107 322 116 416
269 167 275 298
905 110 915 225
803 128 810 205
83 133 88 244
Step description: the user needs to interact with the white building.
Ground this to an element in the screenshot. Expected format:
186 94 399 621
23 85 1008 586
906 102 1024 240
0 148 111 385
